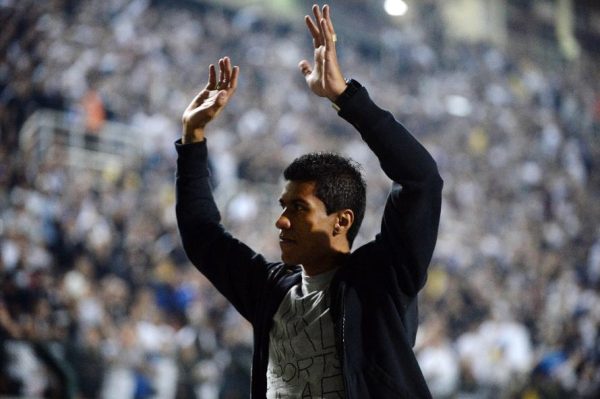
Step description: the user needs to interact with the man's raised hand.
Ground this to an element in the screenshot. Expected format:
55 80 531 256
298 4 347 103
182 57 239 144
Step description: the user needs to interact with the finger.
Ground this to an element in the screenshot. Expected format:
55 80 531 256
313 5 325 46
305 15 320 48
298 60 312 76
323 5 336 41
208 64 216 89
223 56 232 84
323 4 330 20
320 18 335 52
229 65 240 90
218 58 225 85
188 64 215 108
312 4 323 27
186 88 209 115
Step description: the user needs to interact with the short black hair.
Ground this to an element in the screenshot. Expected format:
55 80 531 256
283 152 366 247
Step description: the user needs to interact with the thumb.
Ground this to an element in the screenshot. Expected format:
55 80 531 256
298 60 312 76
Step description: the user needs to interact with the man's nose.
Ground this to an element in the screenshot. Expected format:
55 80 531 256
275 214 291 230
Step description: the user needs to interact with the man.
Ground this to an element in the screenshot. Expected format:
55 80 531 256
175 4 442 398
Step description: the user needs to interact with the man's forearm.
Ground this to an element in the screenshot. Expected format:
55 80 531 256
337 84 440 185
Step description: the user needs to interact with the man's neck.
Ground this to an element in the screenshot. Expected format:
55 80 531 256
302 251 349 276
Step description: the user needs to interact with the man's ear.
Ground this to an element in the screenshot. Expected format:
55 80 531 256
333 209 354 236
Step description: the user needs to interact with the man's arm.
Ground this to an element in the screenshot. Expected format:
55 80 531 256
176 58 273 322
339 86 443 297
299 5 443 296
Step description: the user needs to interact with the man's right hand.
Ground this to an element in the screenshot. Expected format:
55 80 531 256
182 57 239 144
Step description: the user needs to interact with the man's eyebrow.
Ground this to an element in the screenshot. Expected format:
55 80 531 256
293 199 310 206
279 197 310 206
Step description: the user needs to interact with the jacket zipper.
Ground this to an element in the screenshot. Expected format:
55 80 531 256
337 282 350 398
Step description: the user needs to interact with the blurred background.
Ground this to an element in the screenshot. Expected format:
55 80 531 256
1 0 599 398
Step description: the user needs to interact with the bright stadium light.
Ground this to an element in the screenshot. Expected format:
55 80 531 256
384 0 408 16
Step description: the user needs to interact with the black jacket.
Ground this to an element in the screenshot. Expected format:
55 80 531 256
175 85 443 398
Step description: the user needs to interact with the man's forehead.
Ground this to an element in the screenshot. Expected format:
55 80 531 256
280 180 317 200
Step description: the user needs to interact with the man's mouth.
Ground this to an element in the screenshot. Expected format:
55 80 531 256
279 236 296 244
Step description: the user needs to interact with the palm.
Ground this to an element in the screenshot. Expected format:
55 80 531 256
306 47 329 97
186 90 222 128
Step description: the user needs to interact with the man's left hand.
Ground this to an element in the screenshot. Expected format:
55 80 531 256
298 4 347 103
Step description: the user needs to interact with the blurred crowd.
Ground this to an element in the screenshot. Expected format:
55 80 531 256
1 0 599 398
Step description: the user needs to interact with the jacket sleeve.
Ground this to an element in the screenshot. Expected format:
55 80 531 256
338 86 443 297
174 139 273 323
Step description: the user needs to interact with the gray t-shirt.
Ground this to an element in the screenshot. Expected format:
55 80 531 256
266 268 345 398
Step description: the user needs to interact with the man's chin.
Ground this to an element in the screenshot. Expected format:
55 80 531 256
280 254 292 265
280 251 299 266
